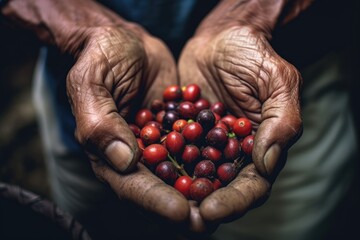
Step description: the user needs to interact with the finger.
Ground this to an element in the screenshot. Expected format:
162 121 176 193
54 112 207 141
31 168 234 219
142 36 179 106
178 38 219 104
91 161 191 223
253 65 303 178
67 53 141 173
185 201 219 237
199 164 271 223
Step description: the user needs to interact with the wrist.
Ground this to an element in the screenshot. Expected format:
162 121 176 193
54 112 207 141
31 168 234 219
1 0 147 54
194 0 313 40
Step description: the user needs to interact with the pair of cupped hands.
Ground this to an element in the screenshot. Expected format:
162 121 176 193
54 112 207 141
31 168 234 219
64 11 302 236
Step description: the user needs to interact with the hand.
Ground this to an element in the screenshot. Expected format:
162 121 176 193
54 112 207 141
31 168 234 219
178 25 302 233
64 22 195 222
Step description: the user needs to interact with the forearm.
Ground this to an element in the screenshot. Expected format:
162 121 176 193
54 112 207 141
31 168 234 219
1 0 145 54
195 0 313 39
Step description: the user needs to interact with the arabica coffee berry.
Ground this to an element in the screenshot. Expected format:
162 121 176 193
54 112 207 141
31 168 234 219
130 84 255 202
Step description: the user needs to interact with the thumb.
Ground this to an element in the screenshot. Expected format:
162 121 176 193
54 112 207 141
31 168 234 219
67 66 140 174
252 101 302 179
75 110 140 173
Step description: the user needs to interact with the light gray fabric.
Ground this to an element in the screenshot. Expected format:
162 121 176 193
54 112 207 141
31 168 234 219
211 51 358 240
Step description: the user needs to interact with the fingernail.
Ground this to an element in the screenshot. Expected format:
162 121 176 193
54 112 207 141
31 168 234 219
105 141 134 172
264 144 281 176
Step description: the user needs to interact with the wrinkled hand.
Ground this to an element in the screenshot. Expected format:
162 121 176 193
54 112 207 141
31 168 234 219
66 25 191 222
178 26 303 233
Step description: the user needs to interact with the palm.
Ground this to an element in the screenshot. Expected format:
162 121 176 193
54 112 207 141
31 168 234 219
179 27 301 131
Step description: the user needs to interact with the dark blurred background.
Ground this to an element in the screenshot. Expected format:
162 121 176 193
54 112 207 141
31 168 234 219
0 27 50 199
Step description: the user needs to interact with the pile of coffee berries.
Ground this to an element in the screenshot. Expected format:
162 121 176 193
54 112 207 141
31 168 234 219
129 84 255 202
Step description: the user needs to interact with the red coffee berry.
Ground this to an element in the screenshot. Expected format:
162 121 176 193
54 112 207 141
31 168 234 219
174 175 193 199
182 83 201 102
221 115 237 131
206 127 228 149
142 144 168 166
210 101 226 116
163 85 182 102
136 138 145 152
182 122 203 143
165 131 185 155
212 178 223 190
129 123 141 137
150 99 165 113
223 137 240 161
177 101 198 120
155 161 178 185
135 109 153 128
145 120 163 131
140 125 161 146
233 117 252 137
172 119 188 132
155 110 166 124
201 146 222 163
217 162 237 184
194 160 216 178
214 121 229 133
194 98 210 111
181 145 200 165
189 178 214 202
241 134 254 155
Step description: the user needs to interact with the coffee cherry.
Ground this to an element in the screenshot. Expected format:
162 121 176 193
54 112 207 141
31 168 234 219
143 144 168 166
174 176 193 199
210 101 226 116
182 83 201 102
136 138 145 152
165 101 179 111
178 101 198 120
221 115 237 131
155 161 178 185
129 123 141 137
150 99 165 113
241 134 254 155
194 160 216 178
194 98 210 111
135 109 153 128
223 137 240 161
213 112 221 123
145 120 163 132
201 146 222 164
217 162 237 184
189 178 214 202
212 178 223 190
196 109 216 132
163 85 182 102
182 122 203 143
214 121 229 134
165 131 185 155
233 117 252 137
172 119 188 132
140 125 161 146
162 111 180 130
181 145 200 165
206 127 228 149
155 110 166 124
